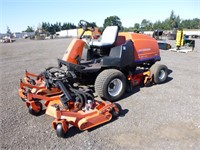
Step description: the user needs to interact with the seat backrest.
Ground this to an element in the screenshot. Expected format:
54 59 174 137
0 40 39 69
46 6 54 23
101 40 134 68
109 40 134 67
101 26 119 45
115 35 126 46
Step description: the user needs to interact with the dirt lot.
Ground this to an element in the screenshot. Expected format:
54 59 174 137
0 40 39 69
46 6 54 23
0 38 200 150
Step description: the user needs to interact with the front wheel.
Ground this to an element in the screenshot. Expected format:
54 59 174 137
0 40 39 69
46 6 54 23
110 103 122 118
95 69 127 101
150 64 168 84
56 122 68 138
28 102 43 116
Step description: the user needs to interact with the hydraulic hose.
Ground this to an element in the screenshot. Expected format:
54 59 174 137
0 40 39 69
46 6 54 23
56 80 72 109
56 80 72 100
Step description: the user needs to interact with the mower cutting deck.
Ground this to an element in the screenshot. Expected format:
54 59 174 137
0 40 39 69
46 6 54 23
18 67 122 137
46 99 121 138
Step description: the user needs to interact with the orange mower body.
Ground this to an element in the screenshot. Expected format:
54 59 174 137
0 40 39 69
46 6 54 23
62 32 160 65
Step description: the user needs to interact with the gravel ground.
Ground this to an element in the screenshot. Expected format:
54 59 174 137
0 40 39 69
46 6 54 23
0 38 200 150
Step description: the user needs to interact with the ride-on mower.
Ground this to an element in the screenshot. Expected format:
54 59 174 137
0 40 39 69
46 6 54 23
19 20 168 102
18 20 168 137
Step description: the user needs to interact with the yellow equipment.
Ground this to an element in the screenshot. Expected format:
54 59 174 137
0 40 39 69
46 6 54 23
176 30 184 49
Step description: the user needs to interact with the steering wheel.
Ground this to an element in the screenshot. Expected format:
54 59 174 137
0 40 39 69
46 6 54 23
78 20 95 32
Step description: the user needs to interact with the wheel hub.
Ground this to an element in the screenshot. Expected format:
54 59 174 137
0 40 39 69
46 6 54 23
108 78 123 97
158 69 166 80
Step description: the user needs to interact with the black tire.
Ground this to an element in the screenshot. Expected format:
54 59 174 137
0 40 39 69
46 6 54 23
95 69 127 101
110 103 122 118
29 79 36 85
21 97 26 102
150 64 168 84
56 123 67 138
28 102 43 116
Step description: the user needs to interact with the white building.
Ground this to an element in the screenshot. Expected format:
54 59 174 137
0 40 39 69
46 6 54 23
56 29 78 37
13 32 35 38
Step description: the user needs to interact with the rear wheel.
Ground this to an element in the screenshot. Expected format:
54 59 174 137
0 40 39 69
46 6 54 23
95 69 127 101
150 64 168 84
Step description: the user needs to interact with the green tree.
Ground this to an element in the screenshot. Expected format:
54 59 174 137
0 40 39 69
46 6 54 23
103 16 122 30
41 22 77 33
141 19 152 30
134 23 140 29
24 26 34 32
61 23 68 30
180 19 191 29
49 24 56 34
162 18 170 30
42 22 50 32
190 18 200 29
53 22 61 32
168 10 180 29
7 26 11 34
61 22 76 30
153 20 162 29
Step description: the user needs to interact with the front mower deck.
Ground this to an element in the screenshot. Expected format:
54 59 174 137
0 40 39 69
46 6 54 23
45 99 120 137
